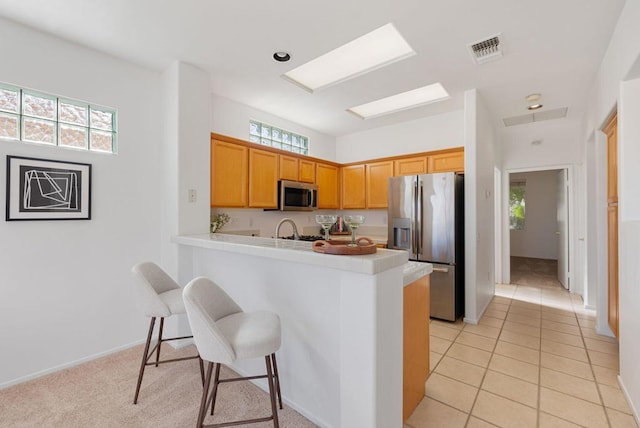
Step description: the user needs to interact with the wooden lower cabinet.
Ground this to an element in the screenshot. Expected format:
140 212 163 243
403 275 430 421
428 151 464 173
211 139 248 207
248 148 278 208
316 162 340 209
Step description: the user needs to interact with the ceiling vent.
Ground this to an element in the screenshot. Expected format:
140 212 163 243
502 107 568 127
468 34 504 65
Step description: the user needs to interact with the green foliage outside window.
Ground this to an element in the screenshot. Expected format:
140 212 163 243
510 181 526 230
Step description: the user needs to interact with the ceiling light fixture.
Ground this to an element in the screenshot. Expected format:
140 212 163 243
273 51 291 62
525 93 543 110
282 23 415 92
347 83 450 120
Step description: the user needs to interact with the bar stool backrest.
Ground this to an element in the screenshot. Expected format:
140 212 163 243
131 261 180 317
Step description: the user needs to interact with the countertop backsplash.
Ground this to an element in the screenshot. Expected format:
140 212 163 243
211 208 388 240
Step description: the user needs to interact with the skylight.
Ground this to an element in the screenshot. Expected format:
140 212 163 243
347 83 450 119
282 23 415 92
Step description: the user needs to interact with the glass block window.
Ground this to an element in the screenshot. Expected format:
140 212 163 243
509 180 526 230
0 82 117 153
249 120 308 155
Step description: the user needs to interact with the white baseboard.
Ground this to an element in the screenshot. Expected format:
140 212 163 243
463 316 478 325
617 375 640 426
0 339 144 390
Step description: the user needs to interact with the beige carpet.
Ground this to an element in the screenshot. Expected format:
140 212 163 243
510 256 563 288
0 344 317 428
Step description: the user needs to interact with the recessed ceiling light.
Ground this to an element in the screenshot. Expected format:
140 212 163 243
282 23 415 92
525 93 541 103
273 51 291 62
527 104 543 110
347 83 450 120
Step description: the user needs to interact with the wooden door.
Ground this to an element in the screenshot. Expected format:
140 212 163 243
249 148 278 208
316 163 340 209
394 156 427 176
279 155 299 181
341 164 366 209
211 139 248 207
366 161 394 208
605 114 619 337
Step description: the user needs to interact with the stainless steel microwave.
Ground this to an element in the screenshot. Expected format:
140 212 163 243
278 180 318 211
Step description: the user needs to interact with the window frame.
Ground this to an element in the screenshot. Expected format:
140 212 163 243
249 119 309 155
0 82 117 154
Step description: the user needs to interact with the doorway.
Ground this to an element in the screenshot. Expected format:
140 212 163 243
503 167 572 290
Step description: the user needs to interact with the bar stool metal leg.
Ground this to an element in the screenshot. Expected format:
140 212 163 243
134 317 156 404
209 363 221 416
270 353 283 410
266 356 280 428
197 362 214 428
155 317 165 367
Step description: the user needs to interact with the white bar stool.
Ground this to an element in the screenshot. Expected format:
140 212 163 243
131 261 204 404
183 276 283 428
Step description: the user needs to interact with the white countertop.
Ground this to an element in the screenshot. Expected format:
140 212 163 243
173 233 408 275
403 261 433 286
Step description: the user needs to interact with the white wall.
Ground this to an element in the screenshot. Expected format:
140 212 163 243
618 77 640 421
0 18 164 387
211 94 336 161
335 110 464 163
509 170 559 259
582 0 640 420
464 89 498 324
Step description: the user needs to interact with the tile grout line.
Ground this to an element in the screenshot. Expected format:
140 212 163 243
461 292 514 427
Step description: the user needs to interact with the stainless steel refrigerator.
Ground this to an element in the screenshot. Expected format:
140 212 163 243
388 172 464 321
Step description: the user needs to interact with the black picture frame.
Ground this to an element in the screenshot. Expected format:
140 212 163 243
6 155 92 221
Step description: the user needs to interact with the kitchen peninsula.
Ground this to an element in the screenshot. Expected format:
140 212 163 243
173 233 432 428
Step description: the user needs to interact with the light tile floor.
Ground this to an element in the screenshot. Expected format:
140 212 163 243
406 280 639 428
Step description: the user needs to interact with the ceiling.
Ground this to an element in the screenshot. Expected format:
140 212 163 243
0 0 626 139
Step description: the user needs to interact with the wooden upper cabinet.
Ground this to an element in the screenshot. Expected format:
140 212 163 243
428 150 464 173
367 161 394 208
211 139 248 207
316 162 340 209
299 159 316 183
394 156 427 176
279 154 299 181
341 164 366 209
248 148 278 208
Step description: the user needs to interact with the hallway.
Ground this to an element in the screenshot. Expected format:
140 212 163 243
406 258 637 428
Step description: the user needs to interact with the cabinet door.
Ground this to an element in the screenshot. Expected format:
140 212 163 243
299 159 316 183
279 155 299 181
211 140 248 207
341 164 366 209
249 148 278 208
428 150 464 173
394 156 427 176
316 163 339 209
366 161 394 208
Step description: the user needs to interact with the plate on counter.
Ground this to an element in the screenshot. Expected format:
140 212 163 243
312 237 377 255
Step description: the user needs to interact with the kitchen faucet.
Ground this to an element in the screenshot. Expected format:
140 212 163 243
275 218 300 240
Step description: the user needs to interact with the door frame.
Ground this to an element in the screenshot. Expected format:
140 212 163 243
500 164 576 292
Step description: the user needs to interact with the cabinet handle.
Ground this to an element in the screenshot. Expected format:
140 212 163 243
433 267 449 273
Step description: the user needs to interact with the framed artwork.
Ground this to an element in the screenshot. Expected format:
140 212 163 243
6 156 92 221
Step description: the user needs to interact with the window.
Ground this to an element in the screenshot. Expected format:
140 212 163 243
509 180 526 230
249 120 308 155
0 82 117 153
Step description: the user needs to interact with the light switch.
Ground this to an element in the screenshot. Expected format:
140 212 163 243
188 189 197 203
